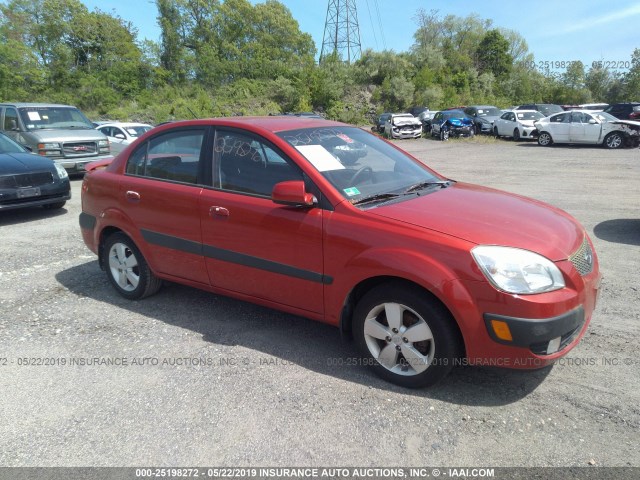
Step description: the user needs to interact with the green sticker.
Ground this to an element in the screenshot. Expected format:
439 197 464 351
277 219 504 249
343 187 361 196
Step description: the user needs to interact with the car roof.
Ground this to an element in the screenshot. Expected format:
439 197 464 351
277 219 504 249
97 122 152 128
150 116 347 134
503 109 539 113
0 102 79 108
468 105 499 109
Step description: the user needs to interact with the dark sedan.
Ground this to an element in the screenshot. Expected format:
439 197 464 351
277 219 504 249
0 132 71 211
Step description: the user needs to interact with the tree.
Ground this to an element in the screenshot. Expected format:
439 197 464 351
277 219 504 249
476 29 512 80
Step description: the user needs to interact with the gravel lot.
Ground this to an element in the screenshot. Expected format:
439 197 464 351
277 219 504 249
0 137 639 468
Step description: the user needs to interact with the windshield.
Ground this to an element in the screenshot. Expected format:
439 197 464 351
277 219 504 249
593 112 620 122
476 108 502 117
0 133 27 154
538 105 563 116
18 106 94 131
516 111 544 121
277 127 443 206
125 125 152 137
443 111 467 120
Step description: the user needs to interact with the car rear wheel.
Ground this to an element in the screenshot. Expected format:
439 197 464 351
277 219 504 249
353 283 461 388
538 132 553 146
104 232 162 300
604 132 624 149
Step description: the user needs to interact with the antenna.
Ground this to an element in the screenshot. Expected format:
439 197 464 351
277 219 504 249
320 0 362 64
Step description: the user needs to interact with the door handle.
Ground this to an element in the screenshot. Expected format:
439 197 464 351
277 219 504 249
209 206 230 217
125 190 140 202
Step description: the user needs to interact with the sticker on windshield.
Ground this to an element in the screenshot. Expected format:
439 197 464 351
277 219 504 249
295 145 345 172
27 111 41 121
337 133 354 144
343 187 361 197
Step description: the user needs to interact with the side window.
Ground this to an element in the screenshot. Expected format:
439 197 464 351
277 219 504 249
125 129 204 184
214 131 302 197
551 113 569 123
4 108 19 130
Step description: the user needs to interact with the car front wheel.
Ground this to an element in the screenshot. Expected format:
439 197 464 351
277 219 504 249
353 283 461 388
513 128 521 141
538 132 553 146
604 132 624 149
104 232 162 300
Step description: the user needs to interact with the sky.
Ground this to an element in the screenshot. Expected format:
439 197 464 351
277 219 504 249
82 0 639 73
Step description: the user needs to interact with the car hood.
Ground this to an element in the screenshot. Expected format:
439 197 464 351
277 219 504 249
26 129 106 141
0 152 56 174
392 118 421 126
369 182 583 261
517 119 538 127
611 120 640 130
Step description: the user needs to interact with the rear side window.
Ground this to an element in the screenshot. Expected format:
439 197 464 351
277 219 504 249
126 128 205 184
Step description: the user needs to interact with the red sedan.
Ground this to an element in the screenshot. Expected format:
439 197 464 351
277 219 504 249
79 117 600 388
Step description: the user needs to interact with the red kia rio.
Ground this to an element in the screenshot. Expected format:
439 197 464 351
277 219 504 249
79 117 600 388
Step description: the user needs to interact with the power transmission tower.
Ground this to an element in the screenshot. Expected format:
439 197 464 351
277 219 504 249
320 0 362 64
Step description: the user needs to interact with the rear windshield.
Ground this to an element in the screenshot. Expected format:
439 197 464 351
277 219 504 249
18 106 94 131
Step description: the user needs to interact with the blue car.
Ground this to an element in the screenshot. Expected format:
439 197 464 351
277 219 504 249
0 132 71 211
430 110 475 140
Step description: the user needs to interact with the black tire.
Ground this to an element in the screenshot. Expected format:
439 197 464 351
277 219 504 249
513 128 521 141
440 129 449 141
103 232 162 300
353 283 462 388
538 132 553 146
43 201 66 209
493 126 500 138
604 132 624 149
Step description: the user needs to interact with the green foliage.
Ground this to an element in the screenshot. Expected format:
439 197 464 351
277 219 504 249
1 2 638 124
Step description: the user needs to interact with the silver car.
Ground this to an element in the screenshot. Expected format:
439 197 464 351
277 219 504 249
384 114 422 139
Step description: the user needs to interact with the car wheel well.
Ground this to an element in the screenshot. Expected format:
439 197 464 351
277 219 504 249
98 226 125 270
339 277 465 355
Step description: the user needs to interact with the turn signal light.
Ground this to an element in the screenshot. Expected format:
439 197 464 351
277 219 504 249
490 320 513 342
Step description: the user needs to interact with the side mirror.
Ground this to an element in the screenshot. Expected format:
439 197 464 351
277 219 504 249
272 180 316 208
588 119 597 125
114 133 126 140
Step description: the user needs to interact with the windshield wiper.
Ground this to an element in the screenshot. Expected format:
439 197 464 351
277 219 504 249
404 180 451 193
352 192 401 206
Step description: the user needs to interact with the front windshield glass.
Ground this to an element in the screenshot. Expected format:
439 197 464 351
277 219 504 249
477 108 502 117
592 112 619 122
516 111 544 121
125 125 152 137
277 126 443 205
0 133 26 154
18 106 94 131
443 111 467 120
539 105 563 116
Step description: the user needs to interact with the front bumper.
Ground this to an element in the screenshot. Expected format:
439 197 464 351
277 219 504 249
391 127 422 139
450 126 474 137
484 307 585 356
477 122 493 133
520 126 539 138
0 183 71 211
55 154 113 173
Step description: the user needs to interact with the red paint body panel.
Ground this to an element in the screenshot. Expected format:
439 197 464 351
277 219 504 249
80 117 601 372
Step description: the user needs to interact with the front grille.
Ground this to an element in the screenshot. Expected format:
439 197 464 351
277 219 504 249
63 141 97 157
569 237 594 276
0 172 54 188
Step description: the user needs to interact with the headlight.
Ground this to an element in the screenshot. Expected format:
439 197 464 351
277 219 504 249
98 140 109 147
471 246 565 294
54 163 68 179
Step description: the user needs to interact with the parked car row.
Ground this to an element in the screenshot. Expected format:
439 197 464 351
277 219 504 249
373 101 640 148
